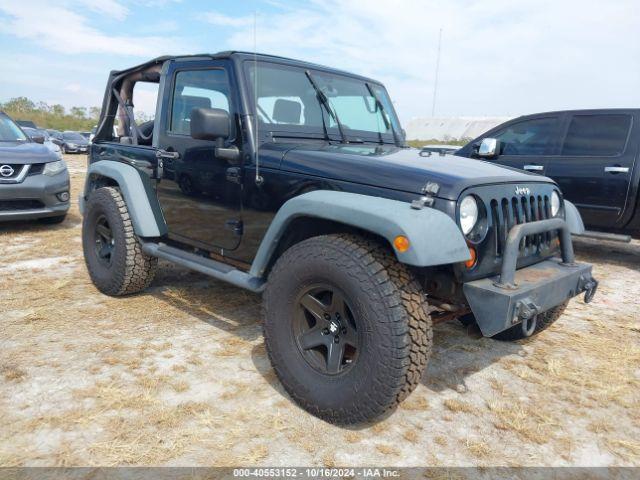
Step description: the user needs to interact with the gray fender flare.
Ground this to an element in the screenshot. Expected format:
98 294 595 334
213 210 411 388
564 200 585 235
249 190 471 278
80 161 167 237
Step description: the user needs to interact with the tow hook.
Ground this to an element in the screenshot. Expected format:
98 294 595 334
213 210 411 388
582 277 599 304
521 315 538 337
513 300 539 337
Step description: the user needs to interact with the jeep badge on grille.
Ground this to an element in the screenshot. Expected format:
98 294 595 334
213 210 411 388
515 186 531 196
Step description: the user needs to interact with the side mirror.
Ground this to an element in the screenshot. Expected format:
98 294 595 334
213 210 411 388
189 107 240 165
32 135 45 144
190 107 230 141
477 138 500 158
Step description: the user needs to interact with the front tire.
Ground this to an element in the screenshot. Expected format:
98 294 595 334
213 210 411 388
492 301 569 341
82 187 157 296
263 234 432 425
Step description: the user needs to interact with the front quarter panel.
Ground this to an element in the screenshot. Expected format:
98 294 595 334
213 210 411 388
564 200 585 234
249 190 471 278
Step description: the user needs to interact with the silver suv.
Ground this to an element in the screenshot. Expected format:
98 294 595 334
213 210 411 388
0 112 70 224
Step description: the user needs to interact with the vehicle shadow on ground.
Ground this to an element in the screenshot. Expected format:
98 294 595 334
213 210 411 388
573 237 640 272
0 212 81 234
248 308 525 427
147 262 263 342
422 321 523 393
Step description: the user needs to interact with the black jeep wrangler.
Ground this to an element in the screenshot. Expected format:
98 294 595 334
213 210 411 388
81 52 598 425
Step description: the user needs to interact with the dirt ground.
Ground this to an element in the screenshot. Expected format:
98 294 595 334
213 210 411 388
1 154 639 467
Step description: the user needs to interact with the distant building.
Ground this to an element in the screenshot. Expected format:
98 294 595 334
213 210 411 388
404 116 513 141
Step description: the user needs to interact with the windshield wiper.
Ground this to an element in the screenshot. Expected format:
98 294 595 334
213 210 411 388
305 70 348 144
366 82 403 147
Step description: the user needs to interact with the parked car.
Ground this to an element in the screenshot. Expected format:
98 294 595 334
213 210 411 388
419 144 461 156
80 131 91 140
81 53 597 425
61 131 89 154
0 112 70 223
456 109 640 240
15 119 37 129
46 129 64 148
22 127 62 156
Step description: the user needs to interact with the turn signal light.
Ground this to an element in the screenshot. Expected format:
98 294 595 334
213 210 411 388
465 247 477 269
393 235 410 253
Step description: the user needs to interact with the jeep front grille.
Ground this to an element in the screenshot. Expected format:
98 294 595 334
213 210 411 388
490 194 554 257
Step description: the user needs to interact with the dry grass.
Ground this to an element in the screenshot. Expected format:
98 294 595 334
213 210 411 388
486 400 556 444
375 444 399 456
443 398 475 414
403 429 419 443
400 394 429 411
1 365 27 382
465 438 491 459
344 431 362 443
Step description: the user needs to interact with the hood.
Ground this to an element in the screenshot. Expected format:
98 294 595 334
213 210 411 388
0 141 59 164
280 144 554 200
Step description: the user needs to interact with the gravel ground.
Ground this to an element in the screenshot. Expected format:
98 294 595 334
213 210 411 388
1 154 638 467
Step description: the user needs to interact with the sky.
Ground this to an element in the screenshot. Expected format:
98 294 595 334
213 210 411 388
1 0 639 124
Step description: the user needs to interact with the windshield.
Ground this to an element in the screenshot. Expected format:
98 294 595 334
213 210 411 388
0 116 28 142
63 132 85 141
245 61 402 144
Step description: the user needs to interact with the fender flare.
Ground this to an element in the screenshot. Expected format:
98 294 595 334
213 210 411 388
564 200 585 235
80 161 167 237
249 190 471 278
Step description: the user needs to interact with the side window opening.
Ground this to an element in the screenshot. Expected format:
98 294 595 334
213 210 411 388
492 117 558 156
561 114 631 156
130 81 159 146
170 69 232 136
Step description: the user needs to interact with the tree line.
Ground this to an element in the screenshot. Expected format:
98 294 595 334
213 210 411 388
0 97 100 131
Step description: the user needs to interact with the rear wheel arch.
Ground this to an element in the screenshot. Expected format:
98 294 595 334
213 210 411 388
83 161 167 238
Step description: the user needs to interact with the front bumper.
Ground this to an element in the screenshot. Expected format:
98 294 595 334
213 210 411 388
0 170 70 221
65 145 88 153
463 217 598 337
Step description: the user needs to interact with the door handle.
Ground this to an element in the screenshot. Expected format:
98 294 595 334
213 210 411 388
604 166 629 174
156 149 180 160
523 164 544 171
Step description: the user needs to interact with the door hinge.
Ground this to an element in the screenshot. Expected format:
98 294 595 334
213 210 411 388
225 219 243 235
226 167 242 184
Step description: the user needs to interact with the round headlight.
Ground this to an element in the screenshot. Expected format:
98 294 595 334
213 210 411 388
551 191 561 217
459 195 479 235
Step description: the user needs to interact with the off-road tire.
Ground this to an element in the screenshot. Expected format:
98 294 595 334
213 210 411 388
39 214 67 225
263 234 432 425
492 301 569 341
82 186 157 296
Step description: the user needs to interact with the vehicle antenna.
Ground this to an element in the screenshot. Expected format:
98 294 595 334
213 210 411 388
431 28 442 117
254 11 263 186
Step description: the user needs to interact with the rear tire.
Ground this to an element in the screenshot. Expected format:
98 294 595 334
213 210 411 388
263 234 432 425
492 301 569 341
82 187 157 296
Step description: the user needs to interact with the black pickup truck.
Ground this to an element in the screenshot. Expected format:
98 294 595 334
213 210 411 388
80 52 597 424
456 109 640 240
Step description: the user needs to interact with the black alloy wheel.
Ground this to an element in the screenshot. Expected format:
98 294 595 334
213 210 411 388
293 284 359 375
94 214 115 267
